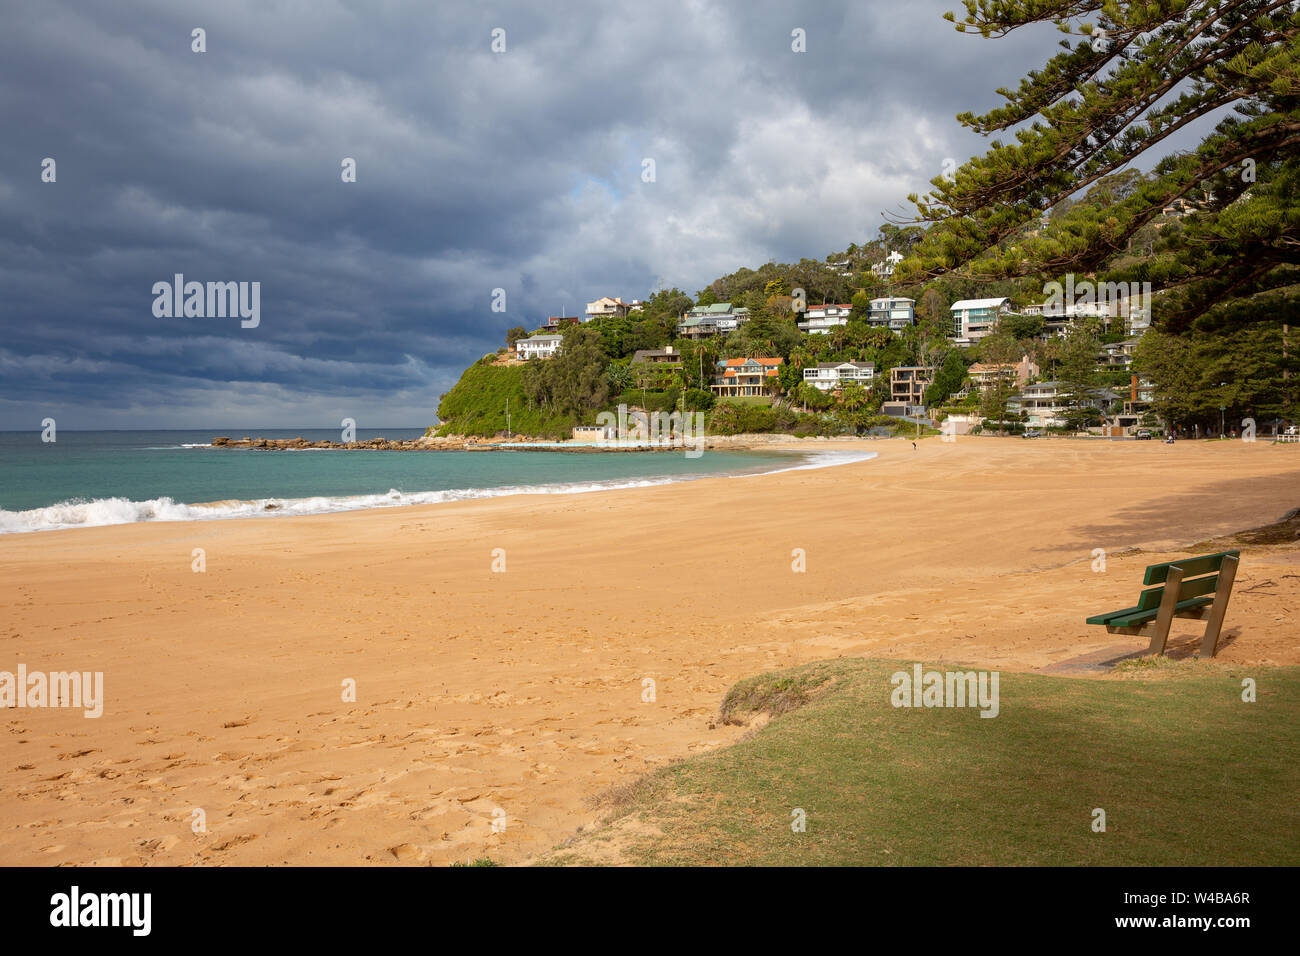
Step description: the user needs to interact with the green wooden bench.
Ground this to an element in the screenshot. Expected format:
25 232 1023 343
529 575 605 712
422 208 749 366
1086 550 1240 657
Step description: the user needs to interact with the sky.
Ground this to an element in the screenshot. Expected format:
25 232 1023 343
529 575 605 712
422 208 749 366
0 0 1063 429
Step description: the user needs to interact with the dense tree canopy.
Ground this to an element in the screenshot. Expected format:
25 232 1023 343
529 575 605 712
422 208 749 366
1133 314 1299 427
897 0 1300 331
520 325 610 418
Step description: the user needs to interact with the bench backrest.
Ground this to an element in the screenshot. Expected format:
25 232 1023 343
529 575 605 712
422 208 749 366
1133 550 1239 610
1142 550 1239 586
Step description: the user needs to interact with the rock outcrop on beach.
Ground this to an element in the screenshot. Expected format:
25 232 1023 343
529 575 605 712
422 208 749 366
211 433 624 451
212 435 490 451
209 432 876 452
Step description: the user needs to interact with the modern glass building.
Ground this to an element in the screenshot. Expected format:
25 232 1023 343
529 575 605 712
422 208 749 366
950 297 1010 344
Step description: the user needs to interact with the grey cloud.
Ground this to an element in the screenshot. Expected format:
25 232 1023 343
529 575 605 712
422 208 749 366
1 0 1051 428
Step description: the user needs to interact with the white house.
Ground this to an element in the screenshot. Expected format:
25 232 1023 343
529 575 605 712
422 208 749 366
585 296 631 320
715 312 748 333
1011 383 1119 430
950 297 1012 345
1126 306 1152 336
517 333 563 360
1022 298 1110 337
797 304 852 334
1025 279 1153 337
872 250 903 279
1008 382 1068 428
803 361 876 391
868 296 915 330
1023 300 1109 318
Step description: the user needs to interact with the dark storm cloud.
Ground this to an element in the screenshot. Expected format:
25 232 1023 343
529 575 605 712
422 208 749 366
0 0 1051 428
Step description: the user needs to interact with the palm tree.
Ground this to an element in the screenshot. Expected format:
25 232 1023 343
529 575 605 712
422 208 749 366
865 326 893 351
837 382 873 433
606 362 633 394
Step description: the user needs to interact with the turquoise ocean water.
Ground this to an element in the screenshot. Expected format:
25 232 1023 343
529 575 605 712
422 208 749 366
0 429 871 534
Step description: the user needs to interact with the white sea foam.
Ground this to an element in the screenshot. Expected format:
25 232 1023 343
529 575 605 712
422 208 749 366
0 449 875 534
731 448 876 476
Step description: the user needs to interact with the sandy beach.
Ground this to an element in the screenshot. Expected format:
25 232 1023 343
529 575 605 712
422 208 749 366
1 437 1297 867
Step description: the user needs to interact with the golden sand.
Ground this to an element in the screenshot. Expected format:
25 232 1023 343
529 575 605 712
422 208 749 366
1 437 1296 866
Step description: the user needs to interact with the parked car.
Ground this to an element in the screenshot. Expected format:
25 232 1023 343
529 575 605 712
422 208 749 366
1022 430 1042 439
1135 429 1153 440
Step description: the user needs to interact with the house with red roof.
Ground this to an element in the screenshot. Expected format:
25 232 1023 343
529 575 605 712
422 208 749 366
711 357 783 398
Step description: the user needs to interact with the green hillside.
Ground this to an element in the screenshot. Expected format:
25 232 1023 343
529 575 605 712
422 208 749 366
435 360 577 439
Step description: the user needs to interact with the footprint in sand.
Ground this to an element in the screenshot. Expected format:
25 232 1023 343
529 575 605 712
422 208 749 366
137 835 180 856
220 773 265 791
387 843 422 862
57 749 98 760
208 833 258 852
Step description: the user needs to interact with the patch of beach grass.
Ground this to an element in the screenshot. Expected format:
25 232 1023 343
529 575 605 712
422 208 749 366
718 663 838 724
539 658 1299 866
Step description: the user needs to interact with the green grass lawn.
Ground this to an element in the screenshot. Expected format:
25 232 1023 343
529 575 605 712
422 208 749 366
542 658 1299 866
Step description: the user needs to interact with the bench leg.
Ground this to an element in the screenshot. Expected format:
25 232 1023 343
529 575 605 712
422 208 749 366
1199 554 1239 658
1147 565 1184 656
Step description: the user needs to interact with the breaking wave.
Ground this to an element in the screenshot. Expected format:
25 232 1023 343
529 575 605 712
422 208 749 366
0 449 876 534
